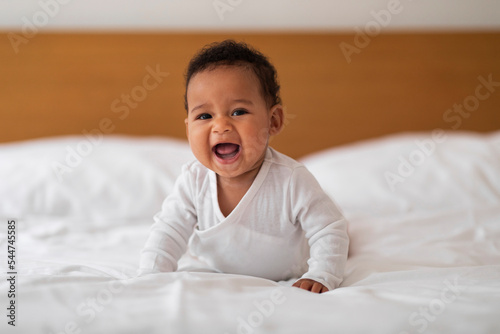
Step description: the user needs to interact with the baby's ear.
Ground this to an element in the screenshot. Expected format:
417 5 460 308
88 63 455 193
184 117 189 138
269 105 284 136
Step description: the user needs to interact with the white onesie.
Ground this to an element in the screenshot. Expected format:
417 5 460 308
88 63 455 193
139 147 349 290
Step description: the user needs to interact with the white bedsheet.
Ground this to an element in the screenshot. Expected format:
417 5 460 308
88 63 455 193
1 132 499 333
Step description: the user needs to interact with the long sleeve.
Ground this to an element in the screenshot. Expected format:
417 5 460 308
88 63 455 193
138 164 198 275
290 166 349 290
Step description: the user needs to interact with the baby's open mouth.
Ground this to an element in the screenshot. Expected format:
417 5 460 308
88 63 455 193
213 143 240 160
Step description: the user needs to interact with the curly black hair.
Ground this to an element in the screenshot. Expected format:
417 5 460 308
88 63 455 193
184 39 281 111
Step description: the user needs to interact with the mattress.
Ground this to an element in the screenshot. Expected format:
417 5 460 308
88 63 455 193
1 131 499 333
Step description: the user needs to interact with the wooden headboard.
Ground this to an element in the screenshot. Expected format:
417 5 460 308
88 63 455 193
1 32 499 158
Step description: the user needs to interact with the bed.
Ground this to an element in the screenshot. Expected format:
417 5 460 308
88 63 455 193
1 32 500 333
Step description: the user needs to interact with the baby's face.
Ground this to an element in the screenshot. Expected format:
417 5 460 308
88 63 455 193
185 65 282 181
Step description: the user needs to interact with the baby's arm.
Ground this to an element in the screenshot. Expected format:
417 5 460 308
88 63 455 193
299 216 349 291
289 167 349 292
138 167 197 275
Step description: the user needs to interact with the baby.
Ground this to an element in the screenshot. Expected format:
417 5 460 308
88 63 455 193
139 40 349 293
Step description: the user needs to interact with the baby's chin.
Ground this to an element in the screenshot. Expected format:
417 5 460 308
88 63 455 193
217 162 266 182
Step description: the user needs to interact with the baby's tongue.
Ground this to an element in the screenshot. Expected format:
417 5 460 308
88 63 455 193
216 143 239 158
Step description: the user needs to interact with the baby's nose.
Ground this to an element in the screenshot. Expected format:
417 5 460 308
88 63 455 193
213 118 232 133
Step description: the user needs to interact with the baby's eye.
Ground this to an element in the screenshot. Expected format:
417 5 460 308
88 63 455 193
196 113 212 120
232 109 248 116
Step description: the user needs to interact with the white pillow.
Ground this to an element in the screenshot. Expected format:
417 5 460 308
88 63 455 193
0 135 194 223
301 130 500 217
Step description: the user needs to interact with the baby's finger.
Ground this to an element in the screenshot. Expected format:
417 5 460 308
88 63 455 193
293 279 313 291
311 282 324 293
301 281 313 291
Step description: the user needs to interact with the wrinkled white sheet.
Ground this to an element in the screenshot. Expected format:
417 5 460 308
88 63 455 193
1 132 500 333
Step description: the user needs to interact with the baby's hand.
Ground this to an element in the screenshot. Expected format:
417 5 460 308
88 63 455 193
292 279 329 294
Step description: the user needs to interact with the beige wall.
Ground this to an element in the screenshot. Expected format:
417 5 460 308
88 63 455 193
1 0 500 32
